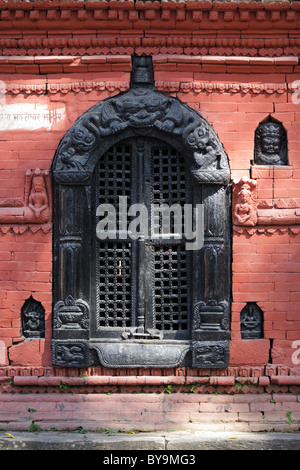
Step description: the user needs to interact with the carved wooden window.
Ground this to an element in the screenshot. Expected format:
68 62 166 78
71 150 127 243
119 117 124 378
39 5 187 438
52 56 231 369
92 138 192 341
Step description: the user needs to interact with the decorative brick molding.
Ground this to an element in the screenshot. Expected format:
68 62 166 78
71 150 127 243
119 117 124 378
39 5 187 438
0 0 299 34
233 225 300 236
1 364 300 381
0 224 52 234
1 37 300 58
2 78 292 96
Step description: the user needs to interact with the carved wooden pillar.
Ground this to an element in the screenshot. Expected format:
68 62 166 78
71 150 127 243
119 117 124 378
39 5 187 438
191 183 231 368
52 180 91 367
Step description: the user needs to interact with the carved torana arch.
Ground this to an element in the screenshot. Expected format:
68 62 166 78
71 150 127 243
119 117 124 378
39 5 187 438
52 56 231 369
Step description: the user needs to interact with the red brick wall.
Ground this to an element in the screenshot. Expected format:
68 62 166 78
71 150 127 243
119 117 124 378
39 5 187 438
1 64 299 370
1 392 300 433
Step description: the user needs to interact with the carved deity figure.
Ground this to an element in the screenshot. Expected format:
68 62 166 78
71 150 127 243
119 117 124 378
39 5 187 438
0 169 51 224
232 178 257 226
234 186 255 225
241 304 259 330
27 175 50 222
23 310 43 333
21 296 45 338
240 303 263 339
254 120 287 166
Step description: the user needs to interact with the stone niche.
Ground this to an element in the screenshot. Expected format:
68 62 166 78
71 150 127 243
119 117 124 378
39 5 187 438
254 117 288 166
21 296 45 339
240 302 263 340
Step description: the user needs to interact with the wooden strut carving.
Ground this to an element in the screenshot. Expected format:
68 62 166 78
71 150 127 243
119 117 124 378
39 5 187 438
0 169 51 225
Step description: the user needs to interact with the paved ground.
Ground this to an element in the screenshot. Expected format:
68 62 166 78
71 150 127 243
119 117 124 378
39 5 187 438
0 430 300 451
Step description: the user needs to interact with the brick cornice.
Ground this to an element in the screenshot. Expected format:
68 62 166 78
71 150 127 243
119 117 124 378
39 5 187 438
0 74 293 94
0 0 299 30
1 36 300 58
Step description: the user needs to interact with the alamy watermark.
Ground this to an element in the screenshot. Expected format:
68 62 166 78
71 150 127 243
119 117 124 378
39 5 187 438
96 196 204 250
292 80 300 105
0 80 5 105
0 340 6 365
292 340 300 365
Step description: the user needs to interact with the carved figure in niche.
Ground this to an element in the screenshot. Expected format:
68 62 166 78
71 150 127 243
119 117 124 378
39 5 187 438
254 120 287 166
131 55 154 85
0 169 51 224
28 175 50 222
21 296 45 338
232 177 257 226
240 302 263 339
234 185 256 225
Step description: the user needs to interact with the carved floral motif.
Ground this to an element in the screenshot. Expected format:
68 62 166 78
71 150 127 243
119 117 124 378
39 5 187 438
53 295 89 330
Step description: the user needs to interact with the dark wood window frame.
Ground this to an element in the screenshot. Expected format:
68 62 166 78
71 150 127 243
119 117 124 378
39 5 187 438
51 56 231 369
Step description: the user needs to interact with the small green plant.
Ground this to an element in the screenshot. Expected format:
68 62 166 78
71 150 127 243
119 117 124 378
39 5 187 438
270 398 275 403
189 384 196 393
165 385 172 394
59 383 70 391
28 422 41 433
103 428 119 434
236 383 243 391
27 408 36 413
286 411 292 425
74 426 86 434
211 390 219 395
